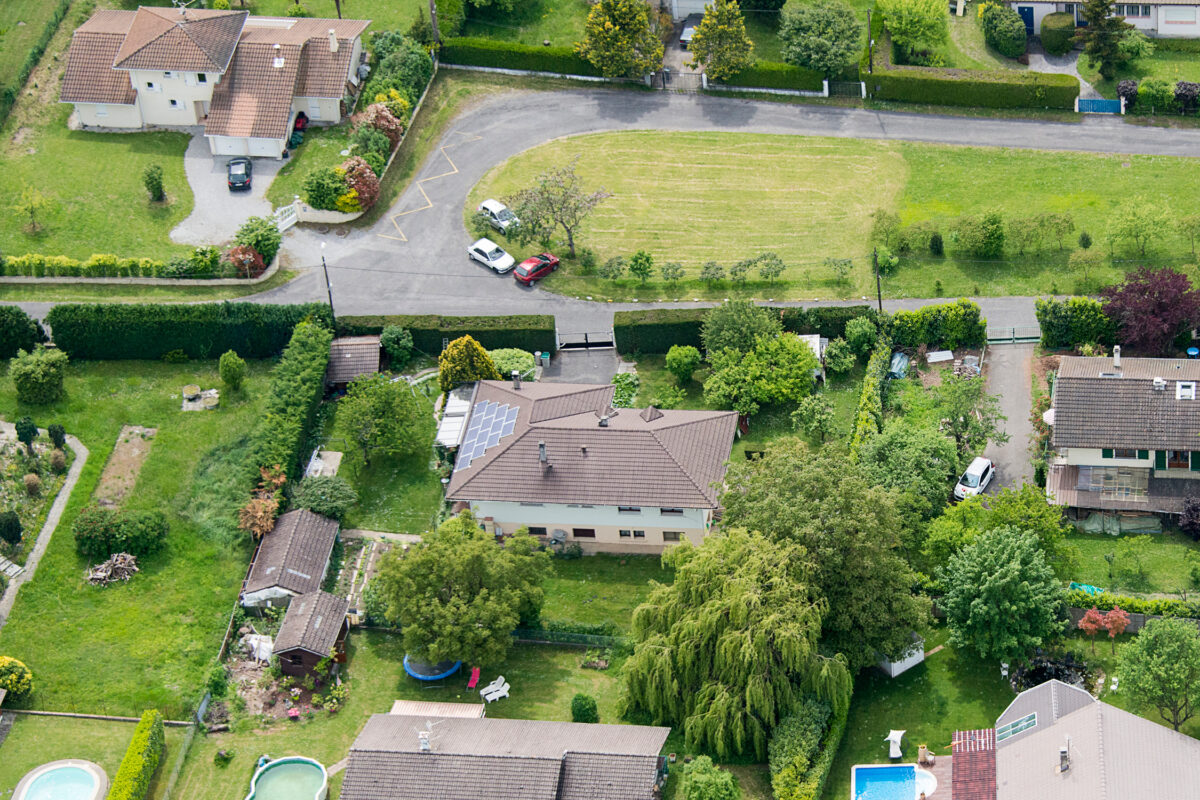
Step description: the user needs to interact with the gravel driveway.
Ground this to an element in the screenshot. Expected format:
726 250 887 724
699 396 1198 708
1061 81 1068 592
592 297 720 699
983 342 1037 490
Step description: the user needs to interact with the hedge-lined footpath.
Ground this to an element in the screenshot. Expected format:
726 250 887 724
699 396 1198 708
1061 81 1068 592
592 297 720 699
337 314 556 353
849 339 893 457
439 38 601 76
44 303 332 361
245 320 333 481
888 298 986 350
0 0 71 128
862 23 1078 109
108 710 165 800
1034 297 1114 349
720 61 824 92
614 306 876 354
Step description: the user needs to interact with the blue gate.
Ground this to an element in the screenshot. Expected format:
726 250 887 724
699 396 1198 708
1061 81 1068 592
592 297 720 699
1078 98 1122 114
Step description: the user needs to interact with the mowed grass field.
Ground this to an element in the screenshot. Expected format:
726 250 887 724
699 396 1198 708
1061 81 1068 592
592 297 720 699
469 130 1200 300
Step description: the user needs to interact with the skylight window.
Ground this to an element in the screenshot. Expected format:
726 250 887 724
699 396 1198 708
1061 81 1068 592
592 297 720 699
1177 381 1196 400
996 712 1037 742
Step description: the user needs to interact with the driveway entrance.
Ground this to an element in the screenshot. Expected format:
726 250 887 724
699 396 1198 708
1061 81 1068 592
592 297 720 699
983 343 1037 490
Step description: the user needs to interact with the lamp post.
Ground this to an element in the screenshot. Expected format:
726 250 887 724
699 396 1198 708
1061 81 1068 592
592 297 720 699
321 242 336 328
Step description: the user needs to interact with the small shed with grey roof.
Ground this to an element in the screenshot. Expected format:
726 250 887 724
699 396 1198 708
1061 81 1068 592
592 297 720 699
273 590 349 677
341 713 670 800
325 336 381 389
241 509 339 609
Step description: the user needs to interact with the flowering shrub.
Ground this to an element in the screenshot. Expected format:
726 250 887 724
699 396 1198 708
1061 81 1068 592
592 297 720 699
359 103 405 148
0 656 33 697
340 157 380 210
225 245 265 279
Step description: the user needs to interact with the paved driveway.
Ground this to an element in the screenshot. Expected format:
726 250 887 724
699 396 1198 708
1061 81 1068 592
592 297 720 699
982 342 1038 490
170 129 286 246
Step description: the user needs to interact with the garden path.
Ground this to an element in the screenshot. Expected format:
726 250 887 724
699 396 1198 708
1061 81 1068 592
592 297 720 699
0 431 88 633
1027 42 1104 100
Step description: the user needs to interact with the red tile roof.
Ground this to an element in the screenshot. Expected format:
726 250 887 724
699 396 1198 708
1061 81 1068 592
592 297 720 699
112 7 247 72
61 31 137 105
203 41 300 140
952 728 997 800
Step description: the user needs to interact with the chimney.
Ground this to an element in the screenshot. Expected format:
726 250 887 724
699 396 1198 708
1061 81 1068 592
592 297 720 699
328 28 339 53
272 43 284 69
512 370 521 390
418 731 431 752
598 415 609 427
1058 744 1070 772
1154 377 1167 391
538 441 547 463
1113 345 1121 369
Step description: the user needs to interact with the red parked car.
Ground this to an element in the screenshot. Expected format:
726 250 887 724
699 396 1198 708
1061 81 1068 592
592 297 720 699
513 253 559 285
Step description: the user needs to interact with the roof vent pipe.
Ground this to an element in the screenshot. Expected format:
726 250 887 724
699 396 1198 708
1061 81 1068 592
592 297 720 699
329 28 339 53
1113 345 1121 369
512 370 521 390
1059 745 1070 772
1154 377 1167 391
272 43 284 69
538 441 547 463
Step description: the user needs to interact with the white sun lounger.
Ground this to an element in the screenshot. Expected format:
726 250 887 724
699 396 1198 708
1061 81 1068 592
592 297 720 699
886 730 906 759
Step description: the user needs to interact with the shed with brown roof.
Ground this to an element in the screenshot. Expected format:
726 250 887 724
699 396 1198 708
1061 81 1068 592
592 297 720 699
325 336 381 387
273 590 349 677
241 509 339 608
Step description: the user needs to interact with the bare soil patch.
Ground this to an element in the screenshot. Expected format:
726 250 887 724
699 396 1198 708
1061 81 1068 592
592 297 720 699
1034 353 1061 391
11 127 32 145
93 425 156 506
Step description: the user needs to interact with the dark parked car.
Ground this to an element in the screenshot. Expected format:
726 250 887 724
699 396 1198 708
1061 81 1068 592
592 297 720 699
227 157 252 191
514 253 559 285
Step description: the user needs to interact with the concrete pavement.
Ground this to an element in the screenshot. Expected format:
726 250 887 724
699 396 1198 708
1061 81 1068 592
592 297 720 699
983 342 1037 490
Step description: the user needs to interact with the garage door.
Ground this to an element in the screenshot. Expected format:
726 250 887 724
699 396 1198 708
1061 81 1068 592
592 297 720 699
207 136 247 156
672 0 707 19
248 137 281 158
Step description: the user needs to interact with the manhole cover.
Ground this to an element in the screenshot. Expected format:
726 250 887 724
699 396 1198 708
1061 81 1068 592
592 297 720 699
317 225 330 234
335 226 350 237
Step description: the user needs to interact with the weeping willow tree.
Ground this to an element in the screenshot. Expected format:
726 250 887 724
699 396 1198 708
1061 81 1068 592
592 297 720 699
623 528 851 760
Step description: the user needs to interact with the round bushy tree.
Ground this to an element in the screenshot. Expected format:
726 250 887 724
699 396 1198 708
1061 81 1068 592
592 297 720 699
981 4 1027 58
780 0 863 77
380 325 414 369
0 511 22 550
701 300 782 356
666 344 702 384
570 693 599 723
439 335 501 392
10 346 68 405
488 348 535 380
0 656 33 698
844 316 878 356
292 475 358 521
234 216 283 265
823 337 855 374
15 416 37 456
219 350 247 392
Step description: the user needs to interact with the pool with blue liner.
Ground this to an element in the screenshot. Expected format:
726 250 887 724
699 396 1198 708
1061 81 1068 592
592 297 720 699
852 764 938 800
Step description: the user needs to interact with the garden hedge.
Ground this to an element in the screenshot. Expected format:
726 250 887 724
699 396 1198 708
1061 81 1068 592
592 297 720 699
862 29 1078 109
108 709 165 800
45 303 332 360
1035 297 1114 349
245 320 332 481
849 338 892 456
0 0 71 129
720 60 824 91
337 314 556 353
887 298 986 350
1040 13 1077 57
1066 588 1200 619
0 307 46 360
439 38 601 76
614 306 876 354
73 508 169 560
3 253 168 278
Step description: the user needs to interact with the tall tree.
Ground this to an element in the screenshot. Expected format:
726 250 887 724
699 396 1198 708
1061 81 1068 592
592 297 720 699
1081 0 1134 80
701 300 782 356
438 335 502 393
941 526 1066 663
338 373 425 468
1102 266 1200 355
876 0 948 58
1119 617 1200 731
687 0 754 81
1104 606 1131 654
374 512 552 667
504 157 612 258
933 374 1009 463
858 421 957 523
577 0 664 78
1107 197 1170 256
703 334 819 416
779 0 863 77
623 527 851 760
720 438 932 670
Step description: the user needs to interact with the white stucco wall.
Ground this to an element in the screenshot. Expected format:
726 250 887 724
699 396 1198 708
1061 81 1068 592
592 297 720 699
292 95 342 122
72 101 143 128
1060 447 1149 468
466 500 711 553
128 69 217 126
1157 4 1200 34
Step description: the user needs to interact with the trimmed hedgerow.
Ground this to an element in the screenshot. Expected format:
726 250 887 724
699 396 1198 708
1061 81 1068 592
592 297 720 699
887 298 986 350
1066 588 1200 619
614 306 877 354
1034 296 1114 349
1041 13 1077 57
337 314 555 354
73 507 169 561
440 38 601 76
720 60 824 91
45 303 332 360
780 306 877 339
108 709 165 800
0 307 47 361
849 338 892 457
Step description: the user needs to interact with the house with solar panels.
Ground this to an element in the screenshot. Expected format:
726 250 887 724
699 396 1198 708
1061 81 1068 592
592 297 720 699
442 377 738 554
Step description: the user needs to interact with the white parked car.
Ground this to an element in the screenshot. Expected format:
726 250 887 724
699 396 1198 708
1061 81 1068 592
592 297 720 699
468 238 516 273
954 456 995 500
477 199 518 233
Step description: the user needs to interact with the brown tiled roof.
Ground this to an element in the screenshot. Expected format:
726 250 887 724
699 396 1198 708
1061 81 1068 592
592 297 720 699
445 381 737 508
952 729 997 800
241 17 371 98
273 590 348 656
342 714 669 800
61 30 137 105
204 41 300 140
113 7 247 72
1052 356 1200 450
77 8 137 34
244 509 339 595
326 336 381 384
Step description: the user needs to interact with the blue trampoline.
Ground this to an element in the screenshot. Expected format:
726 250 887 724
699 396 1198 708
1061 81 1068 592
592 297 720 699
403 655 462 681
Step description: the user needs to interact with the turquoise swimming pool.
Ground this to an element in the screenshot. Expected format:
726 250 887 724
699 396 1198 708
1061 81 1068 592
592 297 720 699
244 757 327 800
852 764 938 800
14 761 106 800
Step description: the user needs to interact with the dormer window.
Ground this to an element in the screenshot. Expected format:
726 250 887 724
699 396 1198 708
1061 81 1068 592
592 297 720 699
1178 381 1196 400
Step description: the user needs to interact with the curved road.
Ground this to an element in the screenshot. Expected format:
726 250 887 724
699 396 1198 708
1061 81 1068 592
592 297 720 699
21 88 1200 331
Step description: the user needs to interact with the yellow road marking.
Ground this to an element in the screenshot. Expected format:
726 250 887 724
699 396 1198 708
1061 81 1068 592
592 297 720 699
376 130 482 242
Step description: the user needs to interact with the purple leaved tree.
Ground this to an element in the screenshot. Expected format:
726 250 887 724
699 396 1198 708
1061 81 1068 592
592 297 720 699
1101 266 1200 355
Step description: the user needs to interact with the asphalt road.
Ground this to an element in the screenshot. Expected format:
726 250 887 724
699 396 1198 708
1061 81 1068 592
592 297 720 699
18 88 1200 331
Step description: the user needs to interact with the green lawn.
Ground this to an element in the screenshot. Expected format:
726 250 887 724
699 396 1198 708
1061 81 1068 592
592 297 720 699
744 10 787 63
461 0 591 48
471 130 1200 301
541 554 672 632
943 12 1023 71
328 380 444 535
1066 528 1200 596
125 0 427 31
823 626 1015 800
0 0 72 105
1079 47 1200 100
0 360 273 718
267 123 354 209
170 631 626 800
0 716 188 800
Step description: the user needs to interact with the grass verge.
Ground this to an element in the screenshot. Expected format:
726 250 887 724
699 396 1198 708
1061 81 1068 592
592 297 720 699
0 270 298 303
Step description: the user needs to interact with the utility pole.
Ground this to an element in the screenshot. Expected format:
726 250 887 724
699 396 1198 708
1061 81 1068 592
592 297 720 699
866 10 873 74
321 242 336 328
430 0 441 45
873 247 883 313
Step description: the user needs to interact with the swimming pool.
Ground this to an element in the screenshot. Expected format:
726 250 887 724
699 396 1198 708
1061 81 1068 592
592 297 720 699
851 764 938 800
13 760 107 800
244 756 328 800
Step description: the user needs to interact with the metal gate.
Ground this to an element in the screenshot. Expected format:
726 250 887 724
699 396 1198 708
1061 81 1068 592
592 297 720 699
658 69 703 93
1078 98 1122 114
828 80 865 98
986 325 1041 343
558 330 615 350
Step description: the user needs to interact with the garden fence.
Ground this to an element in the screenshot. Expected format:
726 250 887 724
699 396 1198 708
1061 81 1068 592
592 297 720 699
511 628 627 648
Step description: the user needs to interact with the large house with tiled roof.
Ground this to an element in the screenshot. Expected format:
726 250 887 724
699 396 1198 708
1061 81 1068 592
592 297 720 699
60 6 369 158
444 378 738 554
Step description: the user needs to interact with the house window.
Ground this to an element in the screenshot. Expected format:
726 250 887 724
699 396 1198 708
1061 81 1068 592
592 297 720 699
1170 450 1190 469
660 508 684 516
197 73 207 83
996 712 1037 742
633 530 645 538
1113 448 1136 459
163 71 173 79
169 99 180 108
573 528 596 538
663 531 682 542
1178 381 1197 400
145 81 158 91
618 506 641 514
619 529 632 538
519 502 544 507
1142 4 1151 15
527 526 547 536
288 654 303 666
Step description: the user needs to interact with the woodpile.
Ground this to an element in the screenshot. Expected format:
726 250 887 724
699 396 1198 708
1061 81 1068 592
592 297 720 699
86 552 139 586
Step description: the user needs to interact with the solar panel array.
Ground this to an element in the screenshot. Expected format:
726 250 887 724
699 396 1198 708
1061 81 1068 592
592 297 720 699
454 401 519 471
